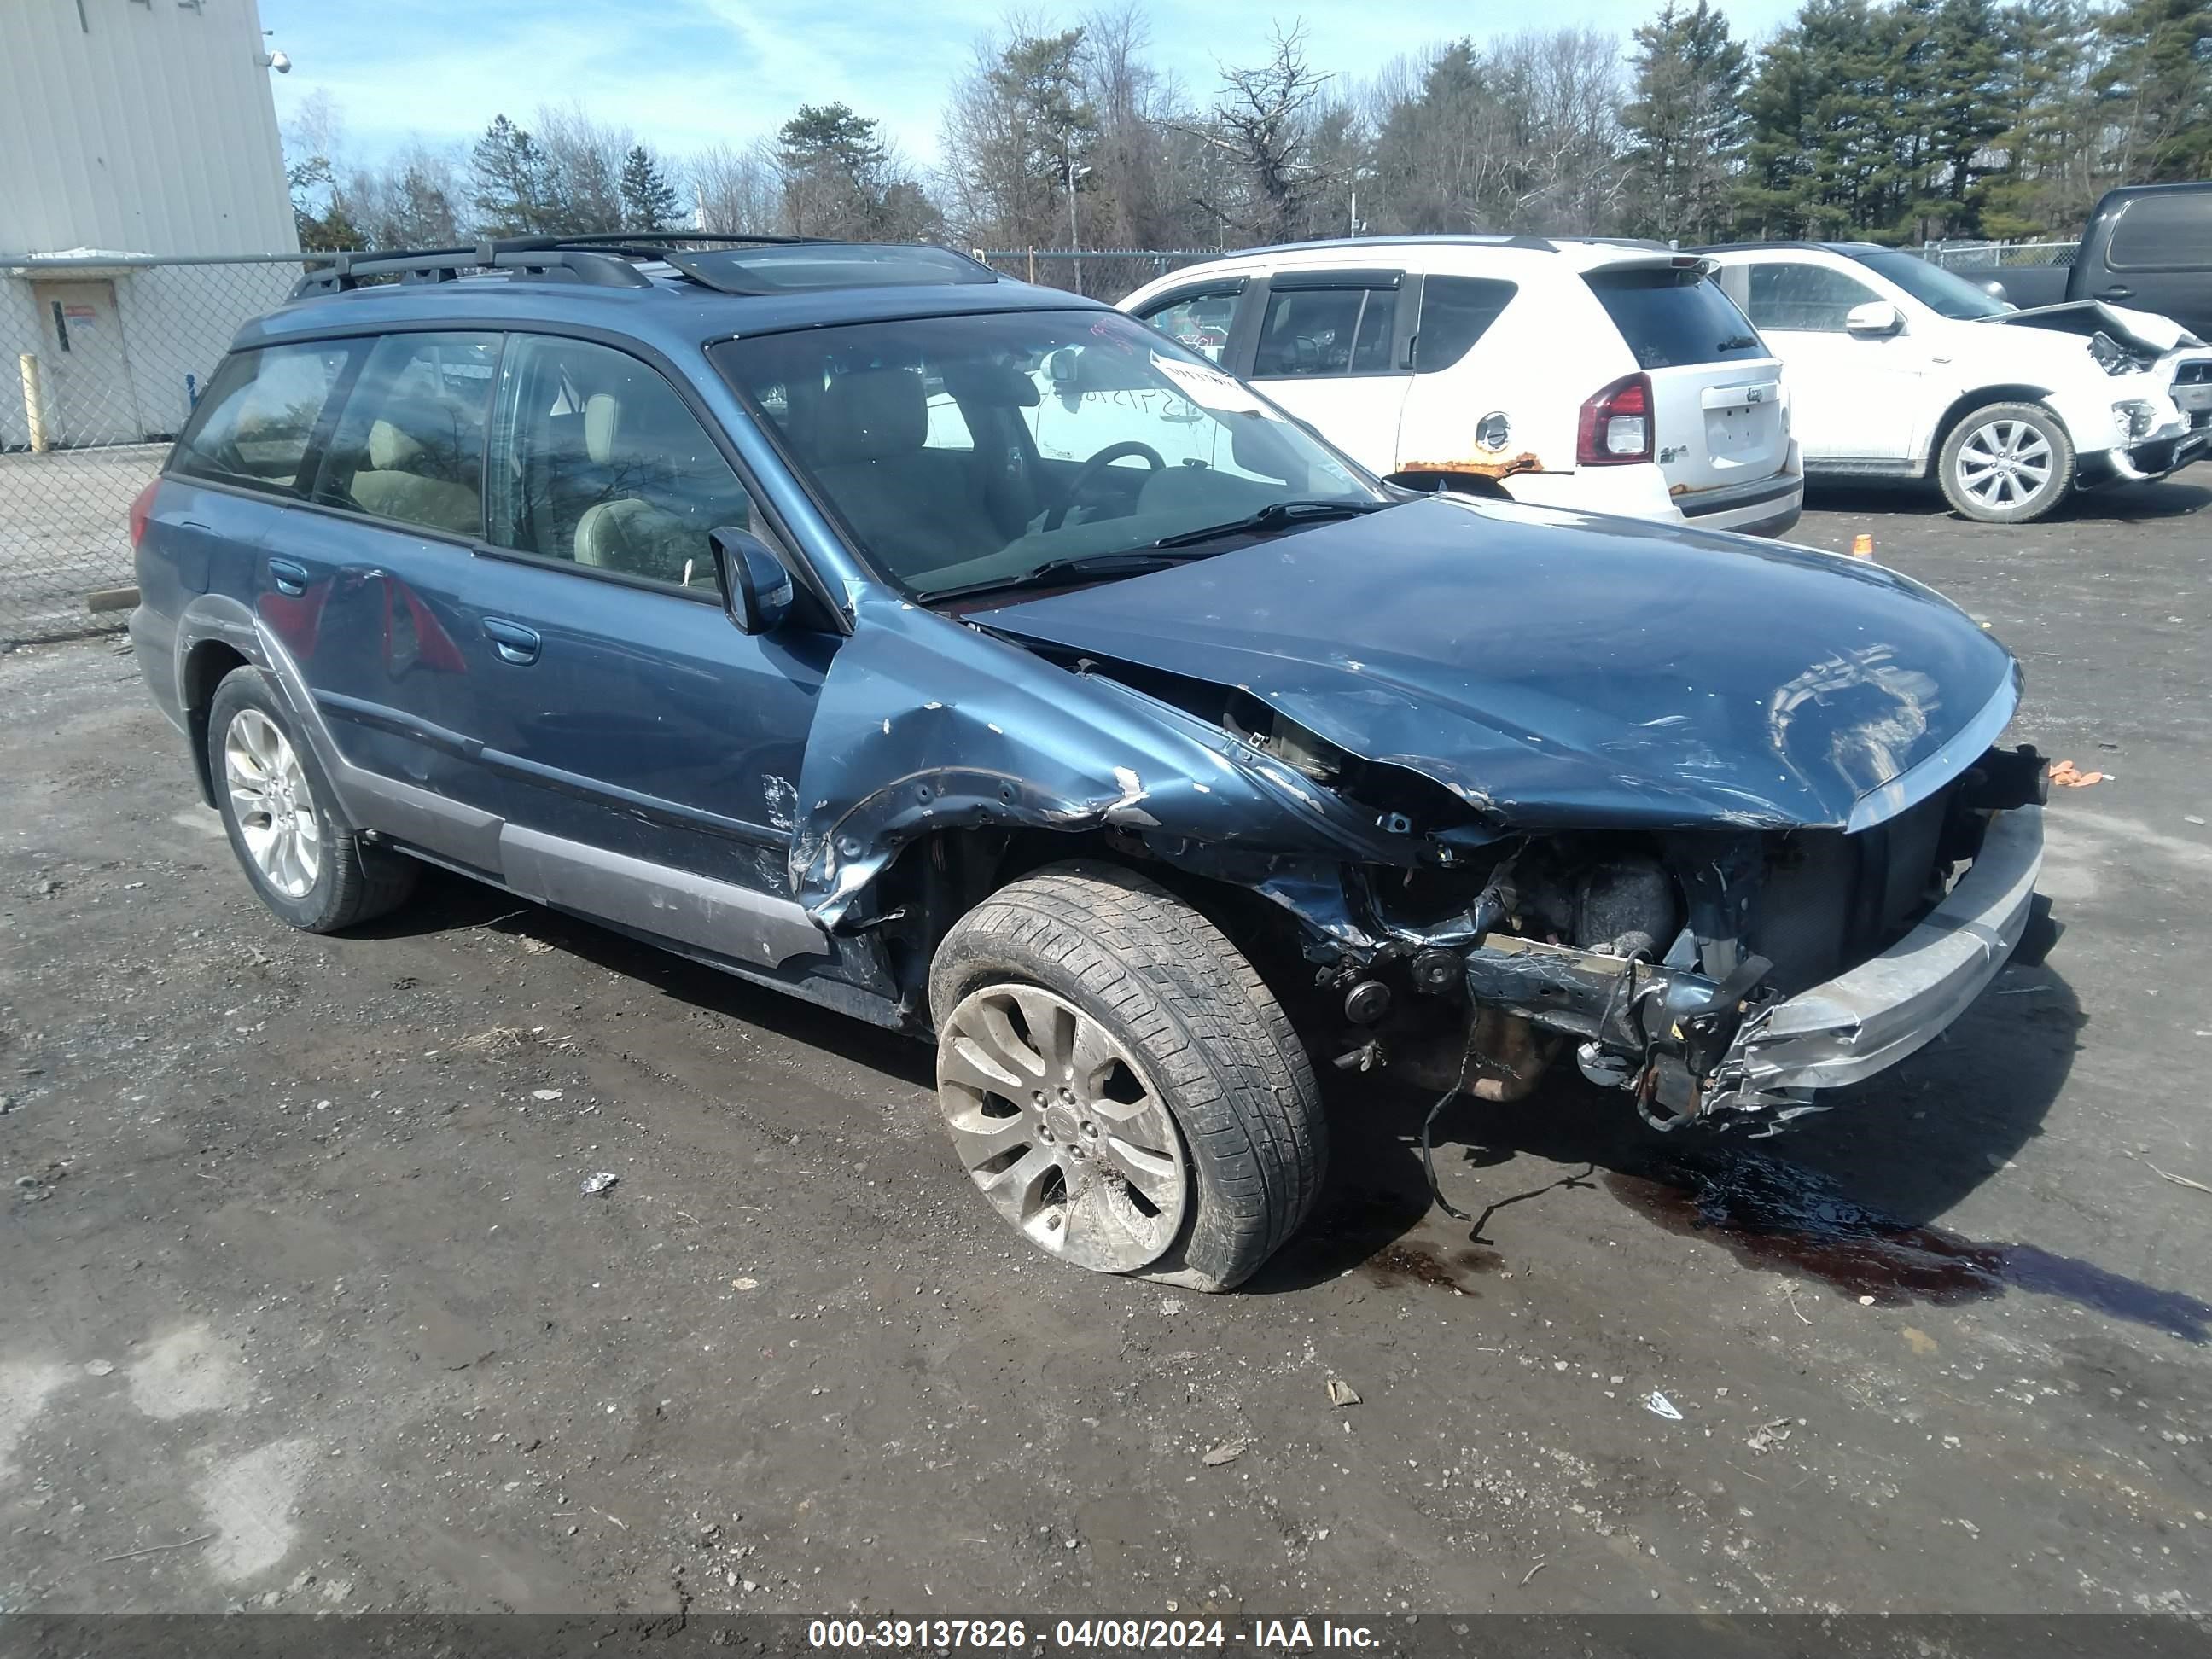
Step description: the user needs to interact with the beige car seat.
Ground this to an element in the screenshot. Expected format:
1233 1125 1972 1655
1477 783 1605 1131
347 401 480 535
572 390 714 586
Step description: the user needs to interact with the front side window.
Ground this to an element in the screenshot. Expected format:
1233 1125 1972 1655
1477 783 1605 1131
1138 287 1242 364
172 341 358 496
1251 285 1397 376
1847 250 2008 320
713 310 1377 602
312 331 498 537
1743 263 1884 333
486 335 757 592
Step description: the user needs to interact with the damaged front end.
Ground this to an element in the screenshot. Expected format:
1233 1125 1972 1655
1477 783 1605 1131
956 498 2052 1133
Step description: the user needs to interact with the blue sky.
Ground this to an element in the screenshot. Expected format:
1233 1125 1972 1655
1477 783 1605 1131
261 0 1807 171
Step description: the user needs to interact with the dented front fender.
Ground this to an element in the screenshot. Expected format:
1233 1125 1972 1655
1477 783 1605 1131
788 595 1404 929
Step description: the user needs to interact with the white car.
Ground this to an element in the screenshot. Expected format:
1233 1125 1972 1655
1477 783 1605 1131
1119 236 1805 538
1697 241 2212 523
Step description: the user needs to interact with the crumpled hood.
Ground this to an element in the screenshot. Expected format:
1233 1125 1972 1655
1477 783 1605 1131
975 498 2020 832
1988 299 2205 355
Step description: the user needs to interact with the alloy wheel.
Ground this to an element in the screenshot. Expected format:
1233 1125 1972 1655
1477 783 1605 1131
1955 418 2054 510
223 707 322 899
936 983 1190 1272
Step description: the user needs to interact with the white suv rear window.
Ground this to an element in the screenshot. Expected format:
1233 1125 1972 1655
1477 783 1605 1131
1585 269 1767 370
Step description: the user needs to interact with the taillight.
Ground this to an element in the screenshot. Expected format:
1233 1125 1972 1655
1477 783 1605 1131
1576 373 1654 467
128 479 159 550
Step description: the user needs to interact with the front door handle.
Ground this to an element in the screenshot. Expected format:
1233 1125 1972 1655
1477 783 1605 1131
480 617 541 665
267 557 309 597
2099 285 2135 302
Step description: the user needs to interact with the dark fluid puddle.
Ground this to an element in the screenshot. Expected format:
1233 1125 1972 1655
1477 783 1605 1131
1608 1152 2211 1343
1362 1240 1502 1292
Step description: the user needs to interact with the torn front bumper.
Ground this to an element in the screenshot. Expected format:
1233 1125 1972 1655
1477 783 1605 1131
1704 805 2043 1115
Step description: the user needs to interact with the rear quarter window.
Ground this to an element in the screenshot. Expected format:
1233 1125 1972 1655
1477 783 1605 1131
1585 269 1767 369
1413 276 1516 373
2108 194 2212 270
171 341 358 496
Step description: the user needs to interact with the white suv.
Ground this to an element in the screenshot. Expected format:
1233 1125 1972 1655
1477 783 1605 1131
1120 236 1805 537
1697 242 2212 523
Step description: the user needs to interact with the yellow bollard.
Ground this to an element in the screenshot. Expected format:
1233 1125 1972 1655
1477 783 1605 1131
1849 533 1874 560
20 353 49 453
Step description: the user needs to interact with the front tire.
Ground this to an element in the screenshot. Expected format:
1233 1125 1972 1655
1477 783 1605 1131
207 667 418 933
1938 401 2073 523
929 861 1325 1291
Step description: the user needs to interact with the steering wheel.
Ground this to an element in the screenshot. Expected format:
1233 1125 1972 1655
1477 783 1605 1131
1042 441 1167 531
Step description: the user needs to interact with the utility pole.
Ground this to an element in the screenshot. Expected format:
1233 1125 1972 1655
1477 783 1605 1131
1065 138 1083 297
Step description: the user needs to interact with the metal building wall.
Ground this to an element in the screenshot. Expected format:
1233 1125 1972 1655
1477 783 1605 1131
0 0 297 258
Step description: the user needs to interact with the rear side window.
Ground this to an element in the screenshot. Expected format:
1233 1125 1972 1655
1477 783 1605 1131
1252 285 1397 377
172 341 358 497
486 334 757 593
1588 268 1767 366
1414 276 1516 373
2109 195 2212 270
312 332 498 538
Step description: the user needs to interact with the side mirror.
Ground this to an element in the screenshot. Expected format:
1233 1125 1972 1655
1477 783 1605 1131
710 527 793 636
1844 300 1902 336
1046 347 1080 386
1978 277 2011 305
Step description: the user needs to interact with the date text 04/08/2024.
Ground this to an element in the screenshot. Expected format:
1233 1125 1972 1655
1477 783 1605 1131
804 1618 1381 1649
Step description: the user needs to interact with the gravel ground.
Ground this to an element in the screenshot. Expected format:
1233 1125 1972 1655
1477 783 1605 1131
3 470 2209 1618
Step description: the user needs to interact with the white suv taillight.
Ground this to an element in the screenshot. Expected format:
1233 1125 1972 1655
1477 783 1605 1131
1576 373 1654 467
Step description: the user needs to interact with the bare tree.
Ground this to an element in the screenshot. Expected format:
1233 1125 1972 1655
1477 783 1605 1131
942 17 1097 249
1181 25 1337 242
534 102 633 233
690 142 781 234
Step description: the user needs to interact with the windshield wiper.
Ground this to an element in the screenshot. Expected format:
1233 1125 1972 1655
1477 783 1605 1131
930 550 1216 603
1149 497 1389 550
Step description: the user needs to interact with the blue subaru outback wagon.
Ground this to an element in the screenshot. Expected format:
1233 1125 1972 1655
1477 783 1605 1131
131 236 2050 1289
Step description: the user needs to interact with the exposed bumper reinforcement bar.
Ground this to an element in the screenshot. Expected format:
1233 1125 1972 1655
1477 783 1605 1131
1706 805 2043 1111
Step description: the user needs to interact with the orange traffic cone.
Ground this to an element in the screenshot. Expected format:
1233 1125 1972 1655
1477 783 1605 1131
1849 533 1874 560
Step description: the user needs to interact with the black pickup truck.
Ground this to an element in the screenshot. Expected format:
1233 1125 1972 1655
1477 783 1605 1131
1945 182 2211 340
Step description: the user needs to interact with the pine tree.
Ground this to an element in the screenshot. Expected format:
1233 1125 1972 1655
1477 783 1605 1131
777 103 890 236
2094 0 2212 181
1622 0 1750 243
1981 0 2102 236
469 114 551 236
619 144 683 230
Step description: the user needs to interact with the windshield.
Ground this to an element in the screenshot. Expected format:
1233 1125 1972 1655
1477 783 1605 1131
1849 250 2011 320
711 310 1380 602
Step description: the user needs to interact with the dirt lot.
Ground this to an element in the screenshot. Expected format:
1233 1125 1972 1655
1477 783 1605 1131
3 471 2210 1619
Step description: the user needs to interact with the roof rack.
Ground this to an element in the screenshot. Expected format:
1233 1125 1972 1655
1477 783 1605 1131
288 231 839 300
288 233 1003 302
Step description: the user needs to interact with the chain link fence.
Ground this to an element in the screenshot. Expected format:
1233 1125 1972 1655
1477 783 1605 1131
0 244 1225 649
1922 240 2081 271
3 252 308 646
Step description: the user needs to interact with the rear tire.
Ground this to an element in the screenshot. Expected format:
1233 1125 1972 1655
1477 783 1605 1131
1937 401 2073 523
207 667 418 934
929 860 1325 1291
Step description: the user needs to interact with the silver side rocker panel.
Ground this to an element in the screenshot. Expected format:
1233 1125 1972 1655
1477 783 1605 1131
1706 805 2044 1114
171 598 831 975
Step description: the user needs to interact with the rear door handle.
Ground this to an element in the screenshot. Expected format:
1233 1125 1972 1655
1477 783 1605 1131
2099 285 2134 301
480 617 541 665
267 557 309 597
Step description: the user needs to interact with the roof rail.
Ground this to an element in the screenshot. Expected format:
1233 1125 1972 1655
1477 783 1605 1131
289 240 659 299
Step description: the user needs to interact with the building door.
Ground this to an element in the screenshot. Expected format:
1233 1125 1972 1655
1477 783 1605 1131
30 280 141 448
